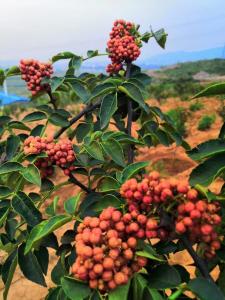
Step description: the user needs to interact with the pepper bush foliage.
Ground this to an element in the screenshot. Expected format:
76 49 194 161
0 20 225 300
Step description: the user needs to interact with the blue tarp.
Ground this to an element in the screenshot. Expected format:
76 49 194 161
0 92 29 105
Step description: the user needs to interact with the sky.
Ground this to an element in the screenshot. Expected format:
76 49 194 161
0 0 225 64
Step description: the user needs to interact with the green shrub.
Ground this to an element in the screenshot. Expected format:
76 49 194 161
198 114 216 131
166 107 187 136
189 101 204 112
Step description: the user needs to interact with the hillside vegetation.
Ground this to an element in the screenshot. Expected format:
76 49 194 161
157 58 225 77
148 58 225 101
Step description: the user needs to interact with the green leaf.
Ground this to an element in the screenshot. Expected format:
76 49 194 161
0 186 12 198
118 82 149 112
5 66 21 77
69 55 82 70
0 115 11 126
133 274 148 300
121 161 149 182
52 52 74 62
45 287 61 300
25 215 72 254
114 132 144 145
87 50 99 58
148 265 181 289
100 93 117 129
75 123 93 143
21 164 41 186
137 240 164 261
51 258 67 285
134 72 151 85
6 135 20 160
141 31 152 43
31 124 45 136
64 193 82 215
49 112 70 127
0 162 24 175
101 138 125 167
109 279 131 300
136 250 163 262
190 153 225 186
18 243 46 286
98 176 120 192
46 196 60 216
193 82 225 98
84 141 104 161
219 122 225 139
188 139 225 161
41 178 54 192
12 191 42 227
173 265 190 283
2 251 17 300
0 68 5 85
87 83 115 103
61 276 91 300
8 120 30 131
34 246 49 275
49 77 65 92
90 194 121 212
152 28 168 49
128 78 146 92
78 192 100 218
144 287 166 300
187 278 225 300
23 111 47 123
0 207 9 227
161 123 183 146
68 79 90 102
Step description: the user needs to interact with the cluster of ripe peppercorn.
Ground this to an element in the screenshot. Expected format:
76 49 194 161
23 136 75 177
72 207 147 292
120 171 222 259
73 171 222 292
19 59 53 96
106 19 141 74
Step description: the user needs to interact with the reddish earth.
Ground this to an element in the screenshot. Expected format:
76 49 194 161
0 96 223 299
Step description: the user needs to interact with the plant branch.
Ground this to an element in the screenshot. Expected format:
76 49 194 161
82 53 108 61
168 285 187 300
69 174 92 193
126 62 134 163
180 235 213 281
54 102 100 139
47 90 57 110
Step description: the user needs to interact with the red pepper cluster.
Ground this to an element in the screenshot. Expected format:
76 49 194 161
106 20 141 74
72 207 147 292
19 59 53 96
23 136 75 177
176 198 221 259
120 171 222 259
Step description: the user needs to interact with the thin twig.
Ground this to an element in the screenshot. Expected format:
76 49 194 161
180 235 213 281
69 174 92 193
47 90 57 110
126 62 134 163
54 102 100 139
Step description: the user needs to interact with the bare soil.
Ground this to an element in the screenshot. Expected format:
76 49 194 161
0 96 223 299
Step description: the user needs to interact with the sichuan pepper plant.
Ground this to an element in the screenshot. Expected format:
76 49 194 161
0 20 224 300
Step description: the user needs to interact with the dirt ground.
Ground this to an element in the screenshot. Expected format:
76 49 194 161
0 96 223 299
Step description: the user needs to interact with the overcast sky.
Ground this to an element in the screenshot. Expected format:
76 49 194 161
0 0 225 63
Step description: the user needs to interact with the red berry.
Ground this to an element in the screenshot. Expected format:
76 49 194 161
201 224 213 235
176 222 186 234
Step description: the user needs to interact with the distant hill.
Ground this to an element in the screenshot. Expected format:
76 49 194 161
141 46 225 67
153 59 225 79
